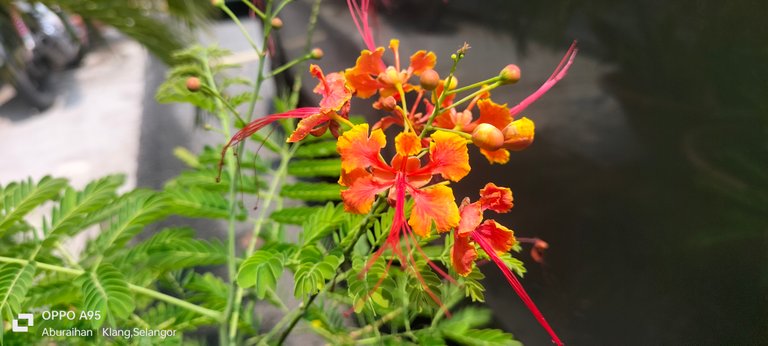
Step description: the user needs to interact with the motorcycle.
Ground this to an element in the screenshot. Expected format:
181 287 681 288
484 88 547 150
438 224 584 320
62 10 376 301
0 1 87 110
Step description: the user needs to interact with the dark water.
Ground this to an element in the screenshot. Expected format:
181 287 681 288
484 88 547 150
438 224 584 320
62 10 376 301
281 0 768 344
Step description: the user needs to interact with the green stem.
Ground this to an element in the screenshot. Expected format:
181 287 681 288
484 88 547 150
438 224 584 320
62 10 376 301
240 0 266 19
442 81 502 112
349 307 404 339
446 76 502 95
245 1 274 122
266 53 313 79
221 4 262 53
0 256 222 321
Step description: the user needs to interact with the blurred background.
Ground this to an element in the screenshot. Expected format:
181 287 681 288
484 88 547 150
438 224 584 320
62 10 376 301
1 0 766 345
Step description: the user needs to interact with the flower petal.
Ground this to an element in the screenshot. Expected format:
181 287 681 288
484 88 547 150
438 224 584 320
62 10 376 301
395 132 422 157
311 65 351 111
341 174 392 214
288 111 331 142
451 232 477 276
474 220 516 254
475 98 512 131
479 183 514 213
409 185 460 237
344 47 385 99
409 50 437 75
337 124 388 173
425 131 471 182
457 201 483 236
479 148 510 165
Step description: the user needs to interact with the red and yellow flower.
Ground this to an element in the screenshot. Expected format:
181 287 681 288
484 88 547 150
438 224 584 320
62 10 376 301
452 183 562 346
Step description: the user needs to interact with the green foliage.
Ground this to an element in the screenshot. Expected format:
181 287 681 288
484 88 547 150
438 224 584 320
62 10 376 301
269 206 323 225
293 249 343 300
78 264 135 328
294 141 339 158
0 176 67 234
443 328 521 346
236 250 285 299
43 175 124 241
0 262 36 318
287 159 342 177
89 190 169 255
281 182 342 201
463 268 487 302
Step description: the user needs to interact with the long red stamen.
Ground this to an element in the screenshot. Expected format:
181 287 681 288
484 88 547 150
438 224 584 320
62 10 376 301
473 234 563 346
509 41 578 117
216 107 321 182
347 0 376 51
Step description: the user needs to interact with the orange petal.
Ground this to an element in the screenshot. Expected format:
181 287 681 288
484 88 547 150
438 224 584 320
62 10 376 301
479 148 510 165
474 220 516 254
475 98 512 130
310 65 351 111
287 111 328 142
409 185 460 237
344 47 385 99
409 50 437 75
479 183 514 213
425 131 471 182
341 174 392 214
457 201 483 236
451 232 477 276
337 124 388 173
395 132 422 157
338 167 369 187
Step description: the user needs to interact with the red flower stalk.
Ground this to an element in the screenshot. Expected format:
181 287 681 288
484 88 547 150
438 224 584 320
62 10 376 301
453 183 563 346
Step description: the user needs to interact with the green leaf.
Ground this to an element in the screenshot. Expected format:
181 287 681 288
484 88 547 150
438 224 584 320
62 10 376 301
294 251 344 299
280 182 341 201
78 264 134 328
26 278 80 308
0 263 36 316
498 253 527 277
438 306 492 333
269 206 323 225
463 268 486 303
237 250 284 299
407 259 443 313
146 238 227 270
91 190 169 255
443 328 521 346
45 175 125 240
348 256 396 314
301 203 347 246
294 140 338 158
0 176 68 234
287 159 342 177
186 273 228 310
119 227 195 265
164 186 232 219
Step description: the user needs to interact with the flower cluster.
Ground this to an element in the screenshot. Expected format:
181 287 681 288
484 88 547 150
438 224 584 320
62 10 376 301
219 2 576 344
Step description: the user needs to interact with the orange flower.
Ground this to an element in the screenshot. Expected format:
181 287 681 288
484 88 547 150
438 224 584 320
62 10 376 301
217 65 351 181
452 183 562 346
344 39 437 101
337 124 469 313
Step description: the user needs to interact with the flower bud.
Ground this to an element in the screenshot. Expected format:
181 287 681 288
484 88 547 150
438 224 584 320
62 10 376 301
379 96 397 111
419 69 440 90
186 77 201 92
211 0 224 7
310 48 324 60
499 64 521 84
472 123 504 151
270 17 283 29
502 117 535 151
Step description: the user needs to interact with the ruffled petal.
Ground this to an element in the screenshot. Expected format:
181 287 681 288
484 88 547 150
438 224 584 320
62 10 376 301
337 124 388 173
310 65 351 111
479 148 510 165
341 174 392 214
457 201 483 236
409 185 460 237
451 232 477 276
288 112 330 142
409 50 437 75
475 98 512 131
425 131 471 182
395 132 422 157
344 47 385 99
479 183 514 213
474 219 516 254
